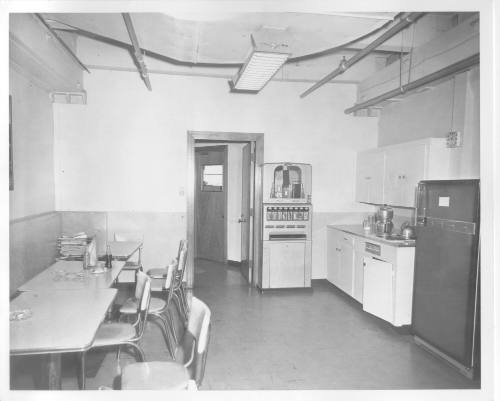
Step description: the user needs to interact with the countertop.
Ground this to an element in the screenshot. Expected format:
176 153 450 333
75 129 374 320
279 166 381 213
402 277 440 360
328 224 416 248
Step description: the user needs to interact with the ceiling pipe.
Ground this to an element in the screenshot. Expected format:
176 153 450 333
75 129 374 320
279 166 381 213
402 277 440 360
344 53 479 114
300 12 425 98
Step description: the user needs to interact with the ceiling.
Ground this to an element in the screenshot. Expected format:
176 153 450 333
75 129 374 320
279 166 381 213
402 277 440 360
43 12 399 65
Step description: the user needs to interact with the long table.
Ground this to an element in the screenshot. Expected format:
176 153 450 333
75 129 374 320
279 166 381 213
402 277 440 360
107 241 143 261
10 289 117 389
18 260 125 292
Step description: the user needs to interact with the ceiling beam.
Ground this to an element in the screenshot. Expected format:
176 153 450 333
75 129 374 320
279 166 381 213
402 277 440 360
300 12 425 98
122 13 152 91
35 13 90 74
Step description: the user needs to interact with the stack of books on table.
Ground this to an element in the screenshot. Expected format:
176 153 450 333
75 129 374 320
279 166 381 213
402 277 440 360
57 232 92 260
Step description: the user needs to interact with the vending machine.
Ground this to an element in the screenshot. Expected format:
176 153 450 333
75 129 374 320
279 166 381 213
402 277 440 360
259 163 312 289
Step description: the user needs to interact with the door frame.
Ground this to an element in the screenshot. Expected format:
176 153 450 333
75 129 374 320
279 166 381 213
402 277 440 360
187 131 264 288
194 145 228 263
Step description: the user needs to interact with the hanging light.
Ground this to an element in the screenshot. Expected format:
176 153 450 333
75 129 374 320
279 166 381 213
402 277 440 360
229 34 290 93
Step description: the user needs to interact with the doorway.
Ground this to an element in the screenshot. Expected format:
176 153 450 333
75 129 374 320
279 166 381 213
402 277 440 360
187 132 264 289
194 145 227 263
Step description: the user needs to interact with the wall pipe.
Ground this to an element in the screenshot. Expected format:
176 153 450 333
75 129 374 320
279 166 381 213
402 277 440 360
300 12 425 98
344 53 479 114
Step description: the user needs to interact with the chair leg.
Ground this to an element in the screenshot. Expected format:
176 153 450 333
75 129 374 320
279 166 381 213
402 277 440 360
164 309 178 344
149 313 176 360
179 285 189 314
127 342 146 362
173 292 188 324
78 352 86 390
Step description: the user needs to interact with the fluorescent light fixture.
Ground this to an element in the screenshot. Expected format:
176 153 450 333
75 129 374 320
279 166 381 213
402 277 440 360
230 35 290 93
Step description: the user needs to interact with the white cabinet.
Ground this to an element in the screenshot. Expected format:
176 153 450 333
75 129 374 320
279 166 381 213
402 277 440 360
363 257 394 323
268 242 306 288
355 150 385 204
326 229 341 285
353 240 366 303
328 227 416 326
327 229 354 297
355 138 451 207
384 143 426 207
338 236 354 296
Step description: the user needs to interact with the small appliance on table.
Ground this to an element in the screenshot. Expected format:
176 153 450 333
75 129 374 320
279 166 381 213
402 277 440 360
259 162 312 289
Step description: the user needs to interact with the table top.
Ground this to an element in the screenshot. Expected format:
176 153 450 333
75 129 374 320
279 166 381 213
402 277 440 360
107 241 143 259
18 260 125 292
10 289 117 355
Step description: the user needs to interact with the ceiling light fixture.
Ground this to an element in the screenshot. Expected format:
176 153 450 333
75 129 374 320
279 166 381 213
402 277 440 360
229 35 290 93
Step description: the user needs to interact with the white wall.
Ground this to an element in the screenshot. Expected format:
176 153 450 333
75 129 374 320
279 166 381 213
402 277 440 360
10 70 55 219
53 69 378 278
55 70 377 212
378 67 480 178
9 66 59 293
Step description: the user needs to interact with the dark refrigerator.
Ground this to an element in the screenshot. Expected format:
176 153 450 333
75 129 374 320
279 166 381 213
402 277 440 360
412 179 480 379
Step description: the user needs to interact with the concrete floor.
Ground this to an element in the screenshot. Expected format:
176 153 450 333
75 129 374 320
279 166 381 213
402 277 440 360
10 258 480 391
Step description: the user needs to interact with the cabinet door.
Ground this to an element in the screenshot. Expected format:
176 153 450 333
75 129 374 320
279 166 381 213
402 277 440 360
363 257 394 323
353 250 365 303
327 229 341 286
338 241 354 296
269 241 305 288
355 150 385 204
384 144 426 207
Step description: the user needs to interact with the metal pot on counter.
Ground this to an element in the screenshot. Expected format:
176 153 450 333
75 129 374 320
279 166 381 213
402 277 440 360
375 205 394 237
400 222 416 239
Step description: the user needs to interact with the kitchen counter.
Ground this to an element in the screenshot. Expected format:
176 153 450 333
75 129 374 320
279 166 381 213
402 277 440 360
328 224 416 248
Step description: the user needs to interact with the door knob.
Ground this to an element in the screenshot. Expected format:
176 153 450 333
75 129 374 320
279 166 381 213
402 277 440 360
238 215 247 223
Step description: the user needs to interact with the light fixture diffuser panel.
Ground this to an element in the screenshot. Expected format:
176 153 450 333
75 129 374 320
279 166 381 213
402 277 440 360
232 51 289 91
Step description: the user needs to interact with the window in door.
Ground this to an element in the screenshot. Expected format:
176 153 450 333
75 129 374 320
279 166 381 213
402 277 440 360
202 164 224 191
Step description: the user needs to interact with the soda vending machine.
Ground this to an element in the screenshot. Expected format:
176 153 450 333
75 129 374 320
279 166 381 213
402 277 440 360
259 163 312 289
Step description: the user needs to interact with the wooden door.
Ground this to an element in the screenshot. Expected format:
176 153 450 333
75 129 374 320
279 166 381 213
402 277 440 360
240 143 252 282
195 146 226 262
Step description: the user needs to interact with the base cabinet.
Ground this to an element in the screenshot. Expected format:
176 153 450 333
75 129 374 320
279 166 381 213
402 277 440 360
363 257 394 323
327 229 354 297
328 227 415 326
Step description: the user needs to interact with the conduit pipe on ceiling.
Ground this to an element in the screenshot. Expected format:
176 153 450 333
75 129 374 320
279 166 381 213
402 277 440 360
300 12 425 98
344 53 479 114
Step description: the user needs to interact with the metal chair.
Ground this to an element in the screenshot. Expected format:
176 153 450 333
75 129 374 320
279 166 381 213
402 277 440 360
80 271 151 389
121 296 211 390
119 262 179 359
147 240 189 324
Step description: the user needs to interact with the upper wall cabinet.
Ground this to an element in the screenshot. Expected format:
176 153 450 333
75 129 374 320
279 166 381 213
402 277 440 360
10 14 84 93
355 149 385 204
355 138 452 207
383 143 426 206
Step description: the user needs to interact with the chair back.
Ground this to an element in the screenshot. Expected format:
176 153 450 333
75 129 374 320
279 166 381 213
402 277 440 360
174 241 188 289
135 271 151 337
186 297 211 386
